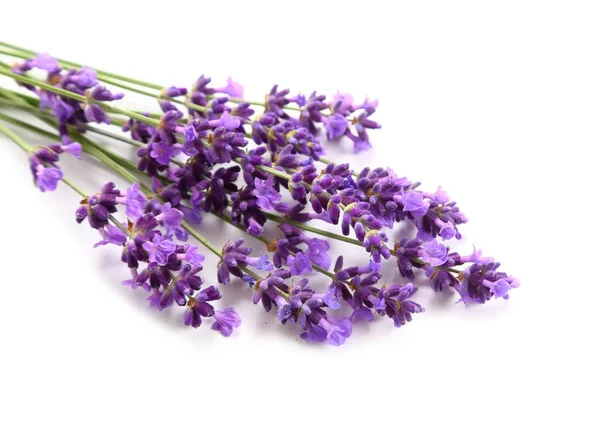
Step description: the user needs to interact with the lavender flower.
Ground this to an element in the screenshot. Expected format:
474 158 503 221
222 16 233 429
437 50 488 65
70 181 244 333
211 307 242 336
142 234 176 266
27 143 83 192
253 176 282 211
13 54 124 144
184 286 221 328
287 252 313 276
215 77 244 98
456 261 520 304
218 238 273 284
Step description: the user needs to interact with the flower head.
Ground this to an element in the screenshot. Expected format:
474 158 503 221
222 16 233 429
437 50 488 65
211 307 242 336
142 234 176 266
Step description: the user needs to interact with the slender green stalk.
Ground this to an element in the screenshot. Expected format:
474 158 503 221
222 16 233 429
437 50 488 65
262 211 364 248
83 124 148 148
0 121 33 152
0 112 56 141
58 176 88 199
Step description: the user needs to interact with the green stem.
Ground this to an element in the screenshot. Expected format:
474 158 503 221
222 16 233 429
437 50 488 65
262 211 364 247
0 121 32 152
60 177 89 198
83 124 148 148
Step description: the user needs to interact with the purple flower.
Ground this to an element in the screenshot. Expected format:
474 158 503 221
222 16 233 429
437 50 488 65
52 99 74 122
253 176 282 210
323 113 348 140
124 117 156 143
150 141 177 165
421 240 448 267
437 221 456 240
288 252 312 276
34 53 60 73
457 261 520 304
246 253 274 271
379 283 425 328
394 237 424 280
60 142 82 159
352 137 372 153
402 191 429 217
155 203 184 233
218 239 273 284
217 112 241 130
162 86 188 98
83 86 124 124
125 183 148 219
184 124 198 143
215 77 244 98
89 86 124 102
301 316 352 346
329 92 354 116
83 103 110 124
93 224 127 248
71 67 98 88
305 238 331 269
351 306 374 322
142 234 176 266
183 246 205 267
33 165 62 192
184 286 221 328
211 307 242 336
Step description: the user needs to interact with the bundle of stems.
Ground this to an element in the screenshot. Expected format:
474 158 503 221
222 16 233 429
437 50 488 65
0 41 519 345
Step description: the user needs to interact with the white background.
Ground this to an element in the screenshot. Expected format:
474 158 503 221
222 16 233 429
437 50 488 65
1 1 599 433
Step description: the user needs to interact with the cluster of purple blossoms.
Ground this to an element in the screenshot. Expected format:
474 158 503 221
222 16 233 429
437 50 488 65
331 257 425 326
266 222 331 270
74 181 241 335
394 238 520 304
27 142 81 191
325 93 381 153
251 269 352 346
217 238 274 285
13 53 123 145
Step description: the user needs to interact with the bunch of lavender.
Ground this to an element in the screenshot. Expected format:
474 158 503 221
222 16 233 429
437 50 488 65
0 42 519 346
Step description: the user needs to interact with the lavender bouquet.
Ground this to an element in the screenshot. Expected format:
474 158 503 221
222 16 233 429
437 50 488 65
0 41 519 346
